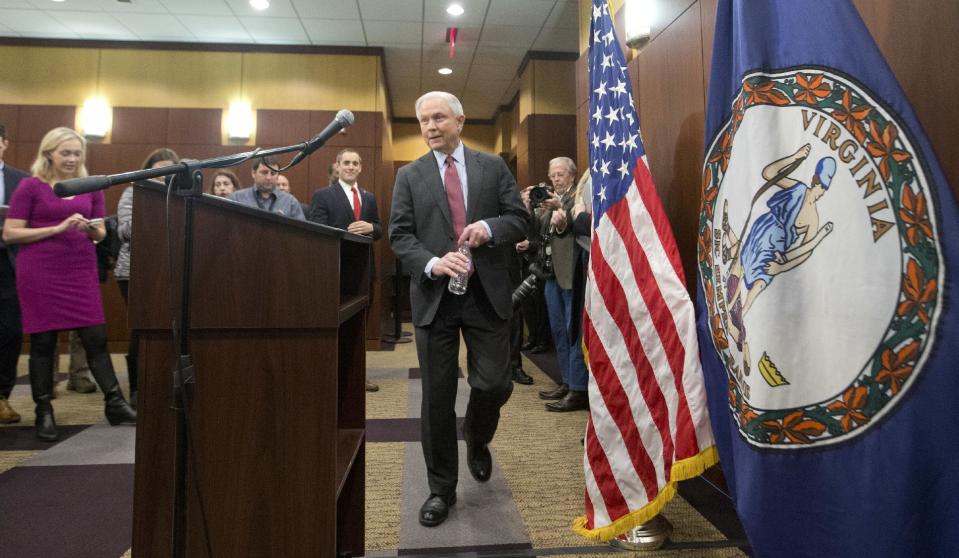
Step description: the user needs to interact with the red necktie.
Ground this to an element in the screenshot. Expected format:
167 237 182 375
444 156 466 238
351 187 361 221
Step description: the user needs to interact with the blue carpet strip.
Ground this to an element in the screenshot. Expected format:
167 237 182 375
0 424 91 451
367 417 465 443
0 464 134 558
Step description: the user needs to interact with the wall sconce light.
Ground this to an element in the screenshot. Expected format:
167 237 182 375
625 0 654 48
79 50 112 139
226 100 255 141
80 97 112 139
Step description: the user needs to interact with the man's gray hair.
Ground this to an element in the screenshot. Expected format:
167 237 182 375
415 91 465 118
549 156 577 175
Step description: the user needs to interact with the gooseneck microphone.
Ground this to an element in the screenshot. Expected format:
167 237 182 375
288 109 355 167
53 175 116 197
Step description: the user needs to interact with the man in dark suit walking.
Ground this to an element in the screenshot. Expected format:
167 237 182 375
0 124 29 423
390 91 527 527
309 148 382 392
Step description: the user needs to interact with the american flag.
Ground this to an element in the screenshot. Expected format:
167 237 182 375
573 0 718 541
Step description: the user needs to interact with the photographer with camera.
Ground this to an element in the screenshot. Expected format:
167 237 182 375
523 157 589 412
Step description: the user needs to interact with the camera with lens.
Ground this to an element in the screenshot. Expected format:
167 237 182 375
528 182 553 209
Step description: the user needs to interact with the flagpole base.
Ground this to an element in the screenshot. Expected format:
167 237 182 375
608 515 673 551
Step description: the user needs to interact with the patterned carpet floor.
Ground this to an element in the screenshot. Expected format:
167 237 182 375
0 336 749 557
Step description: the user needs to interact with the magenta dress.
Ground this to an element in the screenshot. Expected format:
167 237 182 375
7 177 105 334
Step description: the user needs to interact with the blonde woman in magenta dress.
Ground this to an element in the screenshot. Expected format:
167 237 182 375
1 127 136 441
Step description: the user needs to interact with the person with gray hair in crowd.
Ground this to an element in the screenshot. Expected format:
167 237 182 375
524 156 589 412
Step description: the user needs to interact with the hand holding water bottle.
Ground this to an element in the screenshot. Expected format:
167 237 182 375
447 244 472 295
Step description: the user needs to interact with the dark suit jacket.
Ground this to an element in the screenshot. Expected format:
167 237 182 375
308 183 382 240
1 163 29 270
389 146 528 327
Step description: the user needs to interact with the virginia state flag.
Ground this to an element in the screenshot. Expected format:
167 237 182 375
697 1 958 556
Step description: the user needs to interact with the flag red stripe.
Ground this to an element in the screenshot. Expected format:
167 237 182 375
584 311 660 501
607 188 700 457
633 159 687 287
591 224 676 473
585 414 630 521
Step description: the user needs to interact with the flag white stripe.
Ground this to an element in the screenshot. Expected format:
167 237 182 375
582 433 611 528
586 237 668 490
599 193 684 463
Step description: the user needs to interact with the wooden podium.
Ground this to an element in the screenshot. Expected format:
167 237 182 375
129 182 370 557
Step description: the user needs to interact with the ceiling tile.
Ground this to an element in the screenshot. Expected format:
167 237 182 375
478 24 539 48
466 63 515 82
384 45 422 66
108 0 171 14
473 45 525 67
290 0 360 19
485 0 553 26
26 0 102 11
531 26 577 51
239 16 309 44
301 17 365 44
422 0 488 25
0 1 33 9
0 9 75 34
49 10 138 38
113 13 196 40
422 42 474 64
225 0 298 18
544 1 578 29
362 19 422 46
178 14 253 41
421 71 467 92
358 0 421 22
158 0 234 17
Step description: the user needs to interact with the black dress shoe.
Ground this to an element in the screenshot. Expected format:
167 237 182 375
35 410 58 442
419 492 456 527
529 344 549 354
538 383 569 400
521 340 536 351
512 368 534 385
546 390 589 412
466 440 492 482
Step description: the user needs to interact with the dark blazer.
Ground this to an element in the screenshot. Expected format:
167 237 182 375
1 164 29 268
389 146 528 327
308 182 382 240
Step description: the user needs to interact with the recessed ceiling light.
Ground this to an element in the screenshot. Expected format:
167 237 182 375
438 67 453 75
51 0 66 3
250 0 269 10
446 4 464 16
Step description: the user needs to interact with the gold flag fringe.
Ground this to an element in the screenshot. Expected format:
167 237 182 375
572 445 720 542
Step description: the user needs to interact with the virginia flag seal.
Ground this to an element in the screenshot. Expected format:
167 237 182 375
699 67 944 449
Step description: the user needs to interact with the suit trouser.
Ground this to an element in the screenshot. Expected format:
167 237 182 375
415 275 513 497
0 252 21 399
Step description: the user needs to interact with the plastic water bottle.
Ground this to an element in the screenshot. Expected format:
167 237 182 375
447 244 472 295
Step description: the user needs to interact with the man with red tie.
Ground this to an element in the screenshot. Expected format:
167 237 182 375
307 148 382 392
308 149 382 239
389 91 528 527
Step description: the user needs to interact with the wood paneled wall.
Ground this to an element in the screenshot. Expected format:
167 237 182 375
516 114 578 187
577 0 959 301
0 104 388 349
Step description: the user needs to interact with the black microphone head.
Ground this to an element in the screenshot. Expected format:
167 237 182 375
335 109 355 128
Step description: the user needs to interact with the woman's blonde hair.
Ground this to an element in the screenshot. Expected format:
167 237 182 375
30 127 88 183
